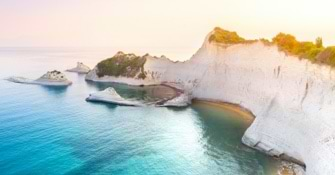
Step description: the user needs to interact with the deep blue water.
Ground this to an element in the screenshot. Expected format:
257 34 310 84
0 48 280 175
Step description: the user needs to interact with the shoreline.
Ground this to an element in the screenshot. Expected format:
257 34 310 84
83 79 305 174
191 99 305 175
192 99 255 123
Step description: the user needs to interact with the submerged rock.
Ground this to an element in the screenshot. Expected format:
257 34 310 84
67 62 91 73
7 70 72 86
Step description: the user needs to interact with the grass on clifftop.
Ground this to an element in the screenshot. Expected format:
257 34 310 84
211 27 335 66
272 33 335 66
272 33 324 62
96 52 147 79
209 27 247 44
316 47 335 66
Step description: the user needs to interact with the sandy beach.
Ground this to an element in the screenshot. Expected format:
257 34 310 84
192 99 255 124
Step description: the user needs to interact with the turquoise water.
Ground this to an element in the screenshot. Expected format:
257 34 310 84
0 48 280 175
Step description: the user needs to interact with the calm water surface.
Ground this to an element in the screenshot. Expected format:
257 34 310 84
0 48 280 175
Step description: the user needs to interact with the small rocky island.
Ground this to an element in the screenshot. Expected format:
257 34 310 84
8 70 72 86
86 87 145 106
66 62 91 73
86 87 190 107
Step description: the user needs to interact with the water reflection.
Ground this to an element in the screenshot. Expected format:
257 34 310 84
85 100 118 110
191 102 279 174
85 81 176 103
0 48 281 175
38 85 69 97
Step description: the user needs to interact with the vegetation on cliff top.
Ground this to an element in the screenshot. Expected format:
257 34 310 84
272 33 324 62
96 52 147 79
211 27 335 66
209 27 247 44
316 47 335 66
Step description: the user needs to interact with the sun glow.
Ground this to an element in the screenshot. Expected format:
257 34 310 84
0 0 335 60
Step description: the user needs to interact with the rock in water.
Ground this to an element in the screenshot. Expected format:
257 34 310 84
7 70 72 86
157 93 191 107
67 62 91 73
86 87 190 107
86 87 144 106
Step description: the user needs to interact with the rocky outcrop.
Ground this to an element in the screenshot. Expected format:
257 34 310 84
86 29 335 175
8 70 72 86
86 87 144 106
157 93 191 107
86 87 190 107
86 52 176 85
67 62 91 73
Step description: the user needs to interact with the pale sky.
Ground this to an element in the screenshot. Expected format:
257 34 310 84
1 0 335 60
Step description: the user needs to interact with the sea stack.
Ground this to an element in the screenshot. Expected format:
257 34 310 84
86 87 144 106
67 62 91 73
8 70 72 86
86 87 190 107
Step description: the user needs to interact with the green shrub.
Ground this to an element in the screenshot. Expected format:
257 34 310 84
316 37 323 48
306 48 323 62
272 33 326 62
209 27 335 67
209 27 246 44
316 47 335 66
272 33 299 54
96 53 147 79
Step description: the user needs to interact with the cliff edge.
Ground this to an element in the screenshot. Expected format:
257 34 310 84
86 28 335 175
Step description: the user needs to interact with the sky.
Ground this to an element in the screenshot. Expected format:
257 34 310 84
1 0 335 60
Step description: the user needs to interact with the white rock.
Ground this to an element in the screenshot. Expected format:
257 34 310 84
67 62 91 73
87 87 190 107
86 29 335 174
158 93 191 107
7 70 72 86
86 87 145 106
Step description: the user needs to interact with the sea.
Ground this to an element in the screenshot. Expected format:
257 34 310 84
0 48 281 175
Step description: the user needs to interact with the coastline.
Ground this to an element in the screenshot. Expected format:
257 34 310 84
84 30 322 173
192 99 254 124
191 99 305 175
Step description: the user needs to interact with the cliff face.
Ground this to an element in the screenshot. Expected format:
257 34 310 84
86 32 335 175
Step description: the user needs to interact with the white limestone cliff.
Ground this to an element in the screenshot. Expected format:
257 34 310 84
8 70 72 86
67 62 91 73
86 31 335 175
